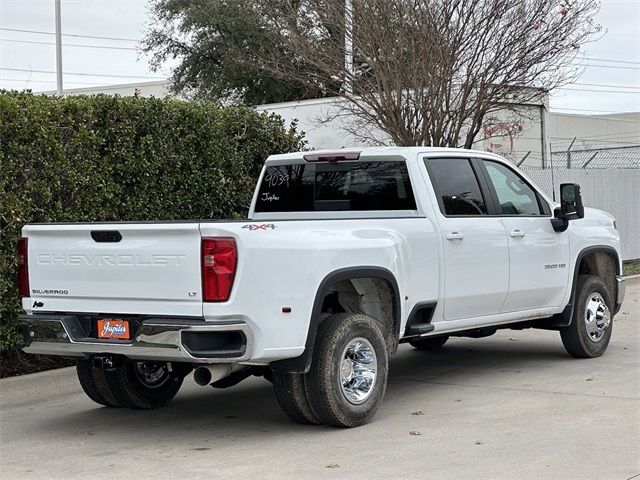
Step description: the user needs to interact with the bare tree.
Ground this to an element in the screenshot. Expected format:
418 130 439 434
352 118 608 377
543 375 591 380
254 0 601 147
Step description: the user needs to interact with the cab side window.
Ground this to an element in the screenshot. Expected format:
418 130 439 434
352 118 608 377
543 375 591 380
426 158 487 216
483 161 543 216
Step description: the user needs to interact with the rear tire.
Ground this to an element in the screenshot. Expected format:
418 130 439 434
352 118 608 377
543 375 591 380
76 359 123 407
305 313 388 428
103 359 184 409
409 335 449 350
272 372 321 424
560 275 613 358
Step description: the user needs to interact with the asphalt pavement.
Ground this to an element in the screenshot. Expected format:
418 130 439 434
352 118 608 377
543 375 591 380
1 278 639 480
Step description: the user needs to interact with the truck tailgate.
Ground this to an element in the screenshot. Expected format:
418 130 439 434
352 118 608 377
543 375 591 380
24 223 203 317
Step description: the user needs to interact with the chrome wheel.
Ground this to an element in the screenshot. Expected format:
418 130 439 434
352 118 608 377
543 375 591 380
339 337 377 405
584 292 610 343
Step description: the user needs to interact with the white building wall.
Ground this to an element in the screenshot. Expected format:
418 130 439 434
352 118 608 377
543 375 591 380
257 96 549 167
548 112 640 151
44 80 174 98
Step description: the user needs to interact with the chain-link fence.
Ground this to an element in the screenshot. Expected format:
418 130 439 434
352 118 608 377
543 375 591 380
549 145 640 169
521 166 640 261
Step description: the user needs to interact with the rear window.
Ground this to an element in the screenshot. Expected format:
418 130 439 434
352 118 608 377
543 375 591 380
254 161 416 212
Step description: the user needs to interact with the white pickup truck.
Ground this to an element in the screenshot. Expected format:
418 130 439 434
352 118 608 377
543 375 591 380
18 147 625 427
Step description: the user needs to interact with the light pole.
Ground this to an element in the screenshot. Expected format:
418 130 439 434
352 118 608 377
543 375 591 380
55 0 63 95
344 0 353 95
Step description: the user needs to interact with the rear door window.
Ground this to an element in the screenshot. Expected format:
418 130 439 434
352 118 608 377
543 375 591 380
425 158 487 215
254 161 416 212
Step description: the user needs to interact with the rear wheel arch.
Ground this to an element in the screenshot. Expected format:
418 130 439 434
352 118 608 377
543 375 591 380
271 266 400 374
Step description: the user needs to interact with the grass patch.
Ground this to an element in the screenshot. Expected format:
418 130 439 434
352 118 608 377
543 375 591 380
623 259 640 276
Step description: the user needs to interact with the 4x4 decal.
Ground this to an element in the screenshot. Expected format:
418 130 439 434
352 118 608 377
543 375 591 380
242 223 277 231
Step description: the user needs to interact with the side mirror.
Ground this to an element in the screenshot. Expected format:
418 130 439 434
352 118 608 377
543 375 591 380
551 183 584 232
560 183 584 219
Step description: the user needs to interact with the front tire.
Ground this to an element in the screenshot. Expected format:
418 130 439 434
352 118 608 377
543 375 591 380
560 275 613 358
305 313 388 428
103 359 185 409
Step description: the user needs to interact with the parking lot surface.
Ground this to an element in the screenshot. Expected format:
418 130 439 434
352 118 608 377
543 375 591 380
1 278 639 480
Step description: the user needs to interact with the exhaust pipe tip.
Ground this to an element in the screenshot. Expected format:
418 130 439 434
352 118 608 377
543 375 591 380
193 366 212 386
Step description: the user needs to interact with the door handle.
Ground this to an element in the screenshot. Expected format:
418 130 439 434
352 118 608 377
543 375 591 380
446 231 464 241
509 229 526 238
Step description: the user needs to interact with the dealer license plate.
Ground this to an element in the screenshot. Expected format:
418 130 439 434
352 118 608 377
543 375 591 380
97 318 130 340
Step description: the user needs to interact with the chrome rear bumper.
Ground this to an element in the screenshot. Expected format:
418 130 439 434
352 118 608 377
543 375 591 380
19 315 253 364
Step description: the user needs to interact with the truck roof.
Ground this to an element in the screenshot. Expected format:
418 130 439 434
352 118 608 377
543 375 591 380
266 146 502 163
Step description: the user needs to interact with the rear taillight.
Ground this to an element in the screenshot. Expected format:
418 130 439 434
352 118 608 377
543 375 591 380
201 237 237 302
17 237 29 297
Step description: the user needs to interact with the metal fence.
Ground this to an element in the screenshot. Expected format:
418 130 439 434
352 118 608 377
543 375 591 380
549 145 640 169
521 167 640 261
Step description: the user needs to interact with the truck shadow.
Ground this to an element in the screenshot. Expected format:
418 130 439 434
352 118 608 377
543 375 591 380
32 334 574 441
391 336 568 382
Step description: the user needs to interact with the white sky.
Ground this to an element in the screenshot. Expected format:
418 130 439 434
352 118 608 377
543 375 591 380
0 0 638 114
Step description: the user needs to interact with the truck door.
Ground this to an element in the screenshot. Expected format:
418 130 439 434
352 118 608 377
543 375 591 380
424 157 510 320
479 159 570 311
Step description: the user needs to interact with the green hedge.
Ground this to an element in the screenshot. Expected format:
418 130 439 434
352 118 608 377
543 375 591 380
0 91 305 351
